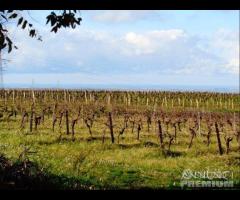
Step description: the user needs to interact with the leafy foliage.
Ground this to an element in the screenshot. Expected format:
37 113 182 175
0 10 82 53
46 10 82 33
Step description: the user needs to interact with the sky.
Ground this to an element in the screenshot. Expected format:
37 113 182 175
2 10 240 91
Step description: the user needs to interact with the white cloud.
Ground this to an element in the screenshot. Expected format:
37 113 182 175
125 32 150 47
93 11 133 23
210 29 239 75
91 10 161 23
224 58 239 74
122 29 188 56
1 10 238 89
148 29 186 40
124 32 153 55
3 25 239 81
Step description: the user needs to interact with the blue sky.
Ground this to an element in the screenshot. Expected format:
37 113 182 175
3 10 239 89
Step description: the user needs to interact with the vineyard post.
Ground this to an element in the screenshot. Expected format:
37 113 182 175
72 94 75 103
32 90 35 104
85 91 87 104
215 122 223 155
233 112 236 133
198 111 201 136
137 121 141 140
64 90 67 103
65 109 70 135
92 93 94 102
107 94 111 106
196 99 199 109
80 105 84 126
108 112 114 143
128 94 131 106
157 119 164 149
4 90 7 106
173 123 177 142
153 103 157 114
44 91 46 102
225 136 233 154
30 104 34 132
16 90 18 102
71 119 77 140
12 90 15 104
89 93 92 103
153 103 156 134
102 128 106 144
189 128 196 149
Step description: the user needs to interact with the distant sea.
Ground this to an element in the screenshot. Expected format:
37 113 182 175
2 83 239 93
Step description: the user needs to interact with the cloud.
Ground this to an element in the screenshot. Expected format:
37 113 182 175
92 11 134 23
122 29 187 56
3 24 239 87
224 58 239 74
91 10 163 23
205 29 239 74
124 32 153 55
148 29 186 40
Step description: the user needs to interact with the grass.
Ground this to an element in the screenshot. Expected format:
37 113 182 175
0 116 240 190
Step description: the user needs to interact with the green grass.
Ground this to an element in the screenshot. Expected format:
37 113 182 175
0 116 239 189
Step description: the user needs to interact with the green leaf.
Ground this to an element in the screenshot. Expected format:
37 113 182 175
29 29 36 37
6 37 12 44
9 13 18 19
51 26 58 33
1 14 8 21
46 15 51 24
38 36 42 41
0 32 5 47
17 17 23 26
50 18 57 26
8 43 12 53
1 43 7 50
22 20 27 29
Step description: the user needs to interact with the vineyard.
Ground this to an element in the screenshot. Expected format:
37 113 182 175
0 89 240 189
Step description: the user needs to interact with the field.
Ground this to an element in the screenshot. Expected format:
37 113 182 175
0 89 240 189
